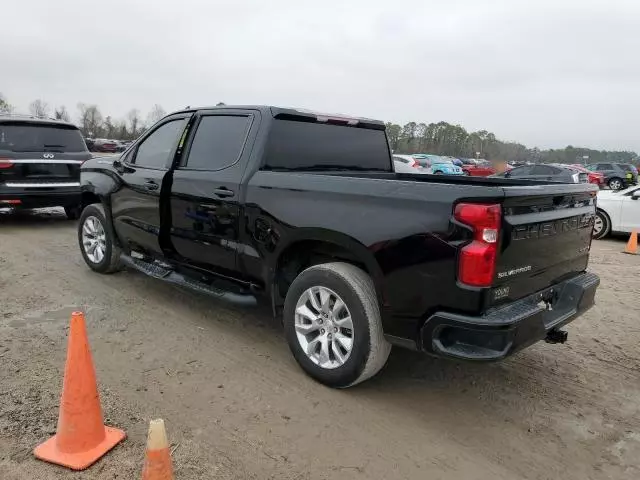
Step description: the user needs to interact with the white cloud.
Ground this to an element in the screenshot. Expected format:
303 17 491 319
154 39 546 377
2 0 638 151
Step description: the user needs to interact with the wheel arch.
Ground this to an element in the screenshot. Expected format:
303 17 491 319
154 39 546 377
80 175 120 248
269 229 385 313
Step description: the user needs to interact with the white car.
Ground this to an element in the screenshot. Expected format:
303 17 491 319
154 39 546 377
593 186 640 239
392 155 431 174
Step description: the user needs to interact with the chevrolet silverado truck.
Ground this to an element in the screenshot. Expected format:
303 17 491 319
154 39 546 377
77 105 600 388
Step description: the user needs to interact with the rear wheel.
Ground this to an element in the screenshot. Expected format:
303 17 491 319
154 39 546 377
434 171 443 175
283 262 391 388
78 204 123 273
592 210 611 239
608 177 624 190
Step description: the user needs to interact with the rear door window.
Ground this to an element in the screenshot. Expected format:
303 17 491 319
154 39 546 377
531 165 559 175
598 163 613 170
508 166 533 176
183 115 251 171
263 119 391 171
0 123 87 153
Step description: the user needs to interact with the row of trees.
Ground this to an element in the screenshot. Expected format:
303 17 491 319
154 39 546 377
386 120 638 164
0 93 166 141
2 92 637 163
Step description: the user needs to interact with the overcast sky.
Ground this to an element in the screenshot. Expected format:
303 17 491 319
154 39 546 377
2 0 639 151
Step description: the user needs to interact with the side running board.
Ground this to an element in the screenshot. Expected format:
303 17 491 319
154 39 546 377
120 255 257 306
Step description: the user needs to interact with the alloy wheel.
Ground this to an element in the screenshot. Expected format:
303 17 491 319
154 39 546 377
609 179 622 190
294 286 354 369
82 215 107 264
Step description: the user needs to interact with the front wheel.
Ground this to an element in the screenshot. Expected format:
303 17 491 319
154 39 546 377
78 204 123 273
592 210 611 239
608 177 624 190
283 262 391 388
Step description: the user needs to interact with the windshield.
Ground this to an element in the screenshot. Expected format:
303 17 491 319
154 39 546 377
0 123 87 153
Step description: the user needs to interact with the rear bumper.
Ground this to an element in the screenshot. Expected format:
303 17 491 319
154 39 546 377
419 272 600 361
0 186 81 208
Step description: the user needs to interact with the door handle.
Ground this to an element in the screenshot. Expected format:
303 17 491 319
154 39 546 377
213 187 234 198
144 180 159 191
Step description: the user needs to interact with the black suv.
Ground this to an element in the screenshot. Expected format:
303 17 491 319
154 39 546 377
0 115 91 218
588 162 638 190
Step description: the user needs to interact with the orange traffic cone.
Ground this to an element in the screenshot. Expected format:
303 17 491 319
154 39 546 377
141 419 174 480
34 311 126 470
624 229 638 255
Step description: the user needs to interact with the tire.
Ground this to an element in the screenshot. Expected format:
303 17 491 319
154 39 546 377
592 209 611 240
434 171 443 175
78 203 123 274
64 205 81 220
608 177 624 190
283 262 391 388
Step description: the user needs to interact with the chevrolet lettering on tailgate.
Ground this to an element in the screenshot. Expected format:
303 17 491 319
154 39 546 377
511 214 594 241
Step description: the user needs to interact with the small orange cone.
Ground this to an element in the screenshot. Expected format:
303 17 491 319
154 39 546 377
624 229 638 255
34 311 126 470
141 419 174 480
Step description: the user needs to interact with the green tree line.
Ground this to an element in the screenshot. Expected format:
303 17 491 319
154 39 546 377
386 121 638 164
0 93 166 141
2 92 637 163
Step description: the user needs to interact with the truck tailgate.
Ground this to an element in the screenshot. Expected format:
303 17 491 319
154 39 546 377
492 184 597 305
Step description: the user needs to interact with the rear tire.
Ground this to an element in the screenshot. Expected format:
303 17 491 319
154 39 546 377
283 262 391 388
592 210 611 240
608 177 624 190
78 204 123 274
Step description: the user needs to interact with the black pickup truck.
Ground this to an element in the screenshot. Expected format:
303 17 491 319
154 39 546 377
77 105 600 387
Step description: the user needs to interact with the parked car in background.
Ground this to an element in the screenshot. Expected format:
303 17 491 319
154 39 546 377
92 138 118 153
569 164 604 187
413 155 464 175
461 159 496 177
587 163 638 190
592 186 640 239
115 140 132 153
392 155 431 174
495 163 588 183
0 114 90 218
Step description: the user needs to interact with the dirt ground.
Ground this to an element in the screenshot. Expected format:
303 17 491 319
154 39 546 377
1 208 639 480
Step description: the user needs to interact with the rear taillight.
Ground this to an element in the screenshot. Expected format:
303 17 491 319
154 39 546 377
454 203 501 287
0 158 14 169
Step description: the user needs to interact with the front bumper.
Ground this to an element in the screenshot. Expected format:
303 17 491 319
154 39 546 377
420 272 600 361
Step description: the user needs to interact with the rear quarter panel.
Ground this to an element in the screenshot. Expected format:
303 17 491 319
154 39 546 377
240 171 506 338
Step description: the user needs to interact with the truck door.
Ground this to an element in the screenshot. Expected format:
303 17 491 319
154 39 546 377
169 110 257 276
110 115 190 256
